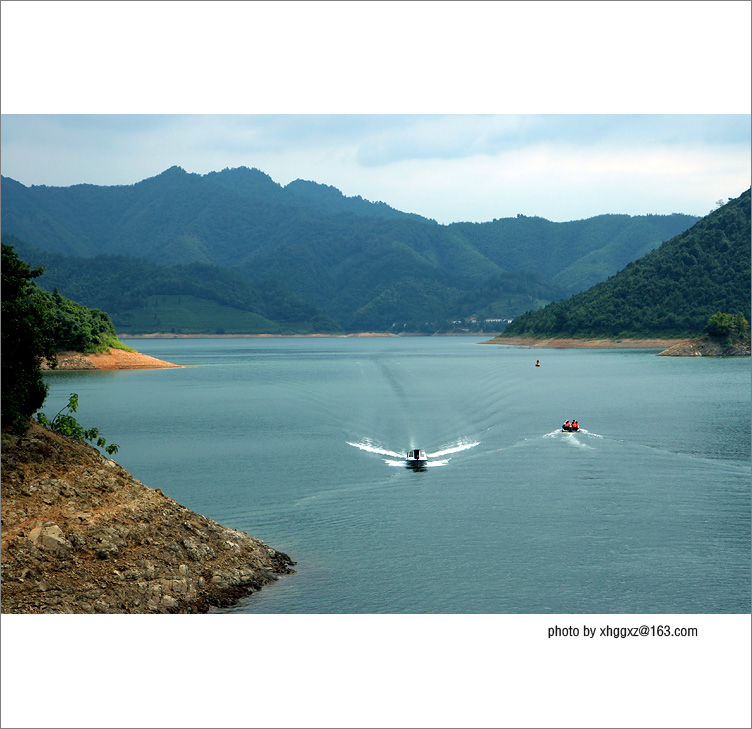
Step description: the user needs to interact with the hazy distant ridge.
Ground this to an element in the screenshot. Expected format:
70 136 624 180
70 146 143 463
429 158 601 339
502 189 751 338
1 166 701 333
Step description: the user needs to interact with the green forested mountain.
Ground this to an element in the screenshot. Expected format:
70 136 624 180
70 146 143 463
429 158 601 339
1 167 700 333
448 212 700 294
502 189 751 338
3 235 342 334
206 166 431 222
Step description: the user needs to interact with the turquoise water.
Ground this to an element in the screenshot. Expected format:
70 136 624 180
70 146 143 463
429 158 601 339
41 337 751 613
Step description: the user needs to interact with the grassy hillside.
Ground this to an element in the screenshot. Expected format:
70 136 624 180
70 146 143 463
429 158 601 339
502 189 751 339
114 294 339 335
116 295 281 334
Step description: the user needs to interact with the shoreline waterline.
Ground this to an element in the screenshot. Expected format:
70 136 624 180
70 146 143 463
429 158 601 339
481 336 690 349
118 332 692 349
117 332 493 339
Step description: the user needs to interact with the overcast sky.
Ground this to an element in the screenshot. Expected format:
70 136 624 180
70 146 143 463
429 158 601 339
2 113 750 223
2 2 750 224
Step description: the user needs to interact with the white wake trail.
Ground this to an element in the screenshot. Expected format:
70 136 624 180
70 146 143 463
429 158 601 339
384 459 450 468
346 440 404 458
427 439 480 458
578 429 603 438
348 438 479 466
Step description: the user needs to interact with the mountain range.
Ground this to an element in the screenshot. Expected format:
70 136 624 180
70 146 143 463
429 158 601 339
1 166 702 333
502 189 751 338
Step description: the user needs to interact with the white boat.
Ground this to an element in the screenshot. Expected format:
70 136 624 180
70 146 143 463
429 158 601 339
406 449 428 467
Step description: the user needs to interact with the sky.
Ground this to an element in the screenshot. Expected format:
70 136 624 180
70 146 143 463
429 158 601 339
2 113 750 223
2 2 750 225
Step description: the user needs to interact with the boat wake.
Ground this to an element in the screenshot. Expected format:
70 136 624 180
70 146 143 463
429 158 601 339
346 439 403 459
346 437 479 468
542 428 601 439
540 428 603 450
384 458 450 468
427 439 480 458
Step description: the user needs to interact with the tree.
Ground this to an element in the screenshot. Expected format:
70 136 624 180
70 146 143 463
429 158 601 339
705 311 749 339
1 243 58 432
733 313 750 338
36 393 119 456
2 244 124 453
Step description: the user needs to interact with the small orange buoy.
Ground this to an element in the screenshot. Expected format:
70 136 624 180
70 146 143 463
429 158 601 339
535 360 540 367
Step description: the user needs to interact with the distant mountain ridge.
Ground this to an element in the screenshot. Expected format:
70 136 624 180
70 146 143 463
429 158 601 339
204 165 430 222
2 234 342 335
1 167 701 333
502 189 751 339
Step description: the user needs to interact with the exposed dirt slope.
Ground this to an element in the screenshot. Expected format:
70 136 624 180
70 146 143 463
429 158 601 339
45 348 181 370
1 421 294 613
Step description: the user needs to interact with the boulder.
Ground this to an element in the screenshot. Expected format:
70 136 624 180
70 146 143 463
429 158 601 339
28 522 72 552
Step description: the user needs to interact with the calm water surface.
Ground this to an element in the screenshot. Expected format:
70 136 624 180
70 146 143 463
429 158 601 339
41 337 751 613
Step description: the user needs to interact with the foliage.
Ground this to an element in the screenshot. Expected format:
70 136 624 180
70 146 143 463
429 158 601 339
454 271 564 319
1 168 700 334
447 213 700 295
705 311 749 339
36 393 119 455
39 287 122 353
502 190 751 339
1 243 58 432
115 294 282 334
5 234 342 334
2 244 126 448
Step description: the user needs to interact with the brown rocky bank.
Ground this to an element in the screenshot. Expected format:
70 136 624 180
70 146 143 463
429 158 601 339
1 421 295 614
44 348 181 370
655 336 751 357
481 336 687 349
482 335 750 356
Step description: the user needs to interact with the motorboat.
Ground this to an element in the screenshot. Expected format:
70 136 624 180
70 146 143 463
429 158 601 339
562 424 580 432
406 449 428 467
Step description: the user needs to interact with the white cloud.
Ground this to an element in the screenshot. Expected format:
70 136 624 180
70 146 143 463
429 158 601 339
2 114 749 223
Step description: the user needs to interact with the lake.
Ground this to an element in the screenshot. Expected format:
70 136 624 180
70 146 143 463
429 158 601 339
41 336 751 614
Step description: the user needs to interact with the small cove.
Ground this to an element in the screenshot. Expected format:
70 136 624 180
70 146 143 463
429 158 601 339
42 336 751 614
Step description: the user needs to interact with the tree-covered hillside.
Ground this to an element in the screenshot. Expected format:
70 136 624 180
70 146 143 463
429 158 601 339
2 242 137 460
3 242 127 353
4 235 342 335
448 212 700 295
1 243 137 431
502 189 751 339
1 167 701 333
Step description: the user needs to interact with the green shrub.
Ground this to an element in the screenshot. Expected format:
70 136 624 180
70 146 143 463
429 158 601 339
705 311 749 339
36 393 119 456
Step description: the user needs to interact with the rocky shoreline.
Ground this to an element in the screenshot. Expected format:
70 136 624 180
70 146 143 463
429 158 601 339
656 336 751 357
44 348 181 370
483 334 750 356
1 421 295 613
481 335 687 349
